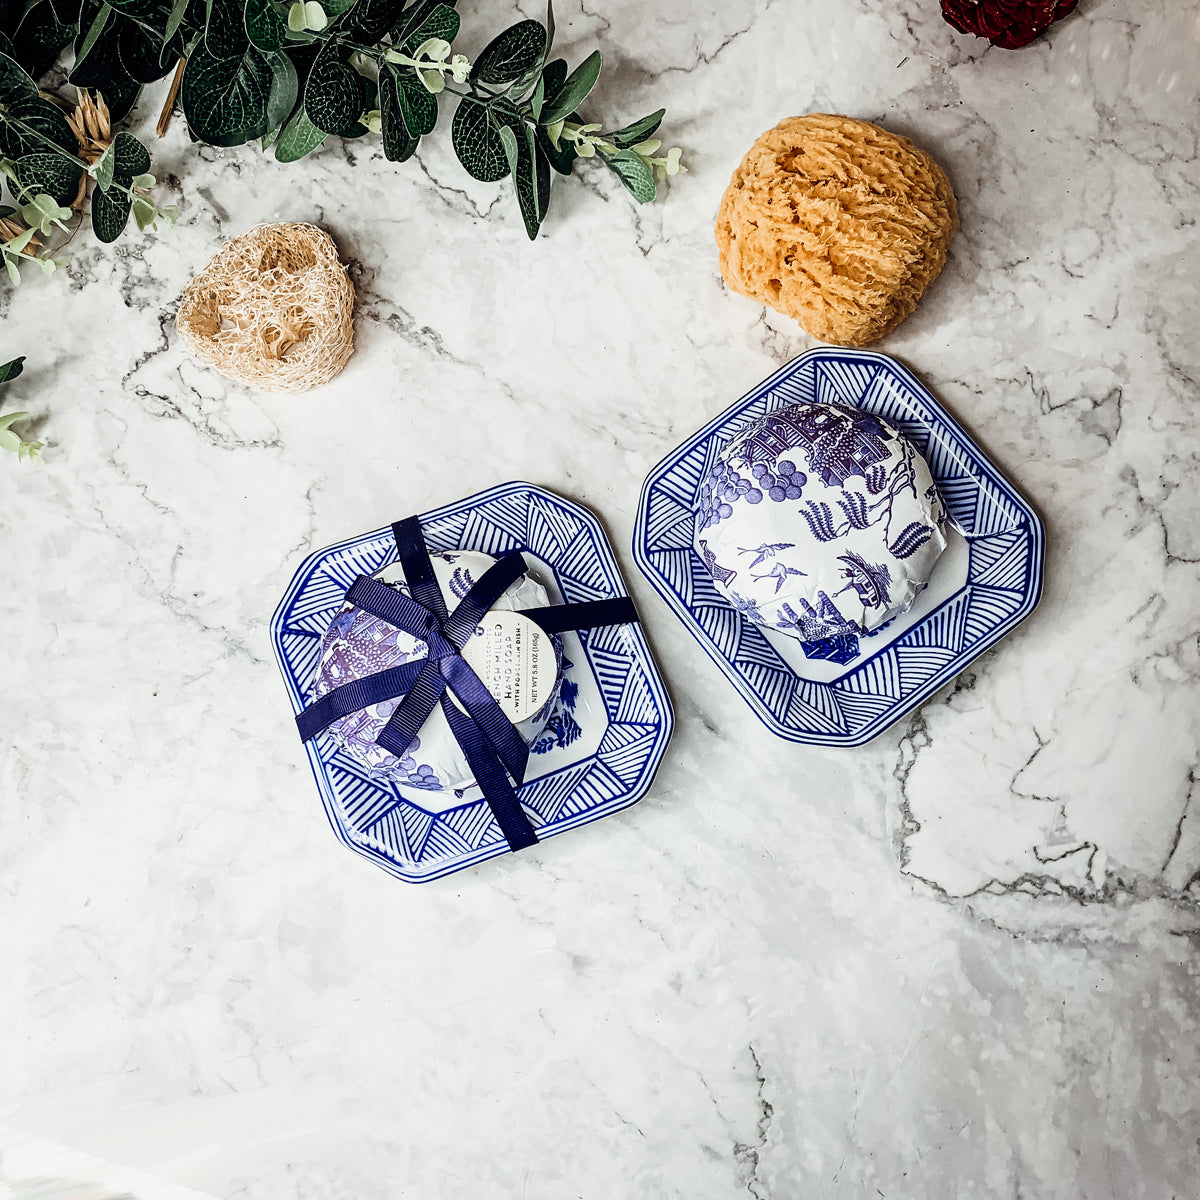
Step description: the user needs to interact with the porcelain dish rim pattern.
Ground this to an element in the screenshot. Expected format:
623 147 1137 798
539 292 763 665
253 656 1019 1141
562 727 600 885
631 347 1046 746
272 481 676 882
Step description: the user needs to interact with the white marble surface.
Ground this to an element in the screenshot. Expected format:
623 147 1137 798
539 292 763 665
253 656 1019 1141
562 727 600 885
3 1 1200 1196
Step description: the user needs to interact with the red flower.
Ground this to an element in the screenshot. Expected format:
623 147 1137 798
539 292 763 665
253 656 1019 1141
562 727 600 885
941 0 1078 49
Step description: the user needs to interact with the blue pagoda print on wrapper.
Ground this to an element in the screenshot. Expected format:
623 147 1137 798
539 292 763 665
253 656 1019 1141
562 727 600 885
694 401 950 661
530 655 583 755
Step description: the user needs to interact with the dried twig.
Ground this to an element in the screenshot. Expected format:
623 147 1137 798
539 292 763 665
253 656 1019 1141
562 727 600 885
156 58 187 139
0 216 40 252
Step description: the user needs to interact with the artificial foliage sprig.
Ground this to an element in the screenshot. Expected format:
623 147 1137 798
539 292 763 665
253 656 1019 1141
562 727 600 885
279 0 683 237
0 48 177 283
0 0 681 276
0 356 43 461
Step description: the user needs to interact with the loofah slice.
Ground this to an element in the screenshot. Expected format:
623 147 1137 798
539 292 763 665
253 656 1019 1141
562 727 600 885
176 222 355 393
715 115 958 348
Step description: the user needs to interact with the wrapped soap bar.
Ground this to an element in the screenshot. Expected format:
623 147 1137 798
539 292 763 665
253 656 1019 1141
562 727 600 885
694 401 948 641
311 550 564 791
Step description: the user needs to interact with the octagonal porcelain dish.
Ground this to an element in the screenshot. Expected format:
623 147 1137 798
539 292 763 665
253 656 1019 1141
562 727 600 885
272 482 674 882
632 348 1045 746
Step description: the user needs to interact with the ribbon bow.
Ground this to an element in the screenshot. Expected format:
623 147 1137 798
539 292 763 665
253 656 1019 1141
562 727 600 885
296 516 637 852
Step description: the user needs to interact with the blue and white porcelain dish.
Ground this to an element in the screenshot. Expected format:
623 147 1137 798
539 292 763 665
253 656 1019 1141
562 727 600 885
272 482 674 882
632 348 1045 746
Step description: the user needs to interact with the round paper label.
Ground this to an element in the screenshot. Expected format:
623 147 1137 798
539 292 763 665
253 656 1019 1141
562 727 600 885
459 610 556 724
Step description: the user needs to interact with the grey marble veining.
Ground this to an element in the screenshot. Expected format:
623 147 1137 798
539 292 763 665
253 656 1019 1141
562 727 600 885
2 1 1199 1197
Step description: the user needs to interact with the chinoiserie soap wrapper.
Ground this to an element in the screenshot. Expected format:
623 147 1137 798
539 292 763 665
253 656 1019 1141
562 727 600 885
311 550 564 792
694 401 949 641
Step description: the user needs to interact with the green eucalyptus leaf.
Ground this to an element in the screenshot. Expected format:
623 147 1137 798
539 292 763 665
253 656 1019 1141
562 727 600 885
181 36 274 145
341 0 408 43
0 94 78 158
117 19 178 85
0 357 25 384
535 122 575 175
470 19 545 87
9 0 79 69
497 122 518 178
450 98 508 182
91 182 132 241
105 0 166 18
303 43 365 136
3 226 37 254
390 0 448 45
264 49 299 131
20 191 70 233
274 102 327 161
93 140 116 190
71 1 112 76
15 152 82 205
504 52 547 104
68 12 144 121
603 147 656 203
395 62 436 135
400 2 457 53
164 0 190 43
354 73 378 119
539 49 600 126
107 78 146 123
484 101 548 237
377 63 418 160
0 50 39 105
539 57 567 102
513 121 550 240
89 129 151 242
131 194 157 230
246 0 289 51
204 0 251 57
609 108 665 149
110 129 151 176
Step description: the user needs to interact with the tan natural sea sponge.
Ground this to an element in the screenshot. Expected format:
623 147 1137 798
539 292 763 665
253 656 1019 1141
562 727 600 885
176 223 355 393
715 114 958 347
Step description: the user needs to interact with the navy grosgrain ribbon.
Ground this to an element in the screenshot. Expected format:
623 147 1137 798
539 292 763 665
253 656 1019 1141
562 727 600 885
520 596 637 634
296 515 639 854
